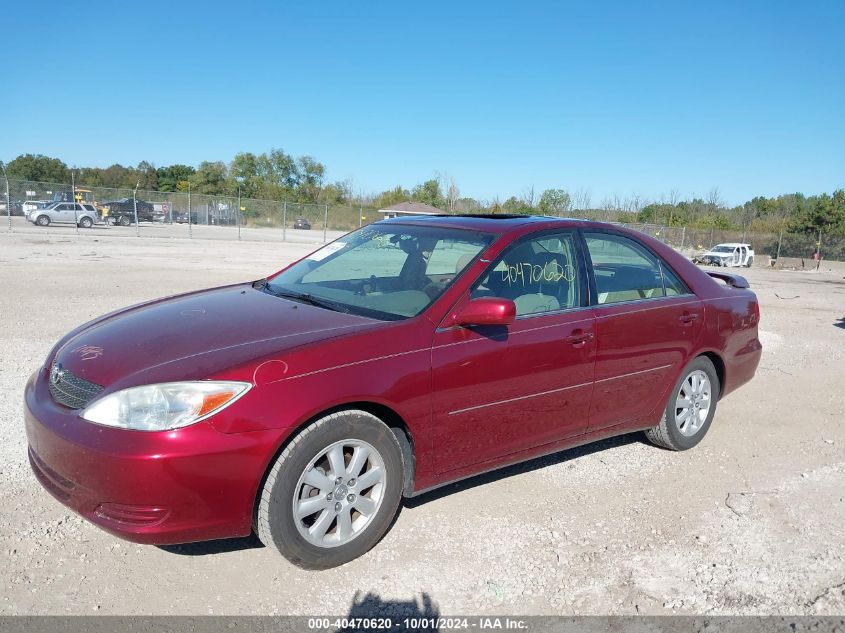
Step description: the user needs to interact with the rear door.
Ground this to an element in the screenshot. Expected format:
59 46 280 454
582 231 702 432
431 230 596 473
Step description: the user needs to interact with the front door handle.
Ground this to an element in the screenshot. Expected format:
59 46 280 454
565 330 594 346
679 312 700 324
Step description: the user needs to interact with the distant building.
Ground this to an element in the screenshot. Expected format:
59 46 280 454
378 201 443 219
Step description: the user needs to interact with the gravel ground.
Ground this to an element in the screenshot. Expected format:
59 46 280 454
0 230 843 616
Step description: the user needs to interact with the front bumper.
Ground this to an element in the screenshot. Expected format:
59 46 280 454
24 370 281 545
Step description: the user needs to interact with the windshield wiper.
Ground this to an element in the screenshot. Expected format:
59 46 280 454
264 286 350 313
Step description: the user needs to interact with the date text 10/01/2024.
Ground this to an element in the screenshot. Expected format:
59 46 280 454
306 617 528 630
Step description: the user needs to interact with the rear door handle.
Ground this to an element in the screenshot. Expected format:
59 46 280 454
565 330 595 346
679 312 700 324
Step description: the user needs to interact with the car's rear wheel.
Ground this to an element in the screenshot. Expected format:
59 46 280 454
256 410 404 569
36 215 50 227
79 216 93 229
645 356 720 451
118 215 131 227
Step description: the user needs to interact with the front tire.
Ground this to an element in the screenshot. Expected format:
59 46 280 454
645 356 720 451
118 215 132 227
256 410 404 569
36 215 50 227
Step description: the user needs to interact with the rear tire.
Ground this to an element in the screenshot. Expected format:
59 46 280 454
256 410 404 569
746 257 754 268
36 215 50 227
645 356 720 451
79 216 93 229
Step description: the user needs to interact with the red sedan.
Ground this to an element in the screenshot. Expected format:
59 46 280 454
25 215 761 568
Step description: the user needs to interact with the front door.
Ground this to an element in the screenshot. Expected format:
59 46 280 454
431 230 596 474
54 203 75 223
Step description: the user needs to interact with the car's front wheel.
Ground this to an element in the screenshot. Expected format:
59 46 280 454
256 410 404 569
645 356 720 451
36 215 50 227
118 215 132 226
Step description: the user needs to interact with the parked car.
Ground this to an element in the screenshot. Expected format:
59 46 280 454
697 243 755 268
23 200 50 217
101 198 155 226
293 217 312 230
25 216 761 569
30 202 99 228
173 211 199 224
1 200 24 215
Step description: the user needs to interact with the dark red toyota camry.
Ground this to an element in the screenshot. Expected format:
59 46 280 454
25 215 761 568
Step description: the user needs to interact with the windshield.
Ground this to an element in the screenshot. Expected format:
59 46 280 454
265 224 495 320
711 245 735 253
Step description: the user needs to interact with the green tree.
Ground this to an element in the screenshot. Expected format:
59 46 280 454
296 156 325 202
99 164 134 188
6 154 70 183
136 161 158 190
501 196 533 214
789 190 845 235
538 188 571 215
411 179 445 209
190 161 228 194
373 186 411 209
157 164 196 192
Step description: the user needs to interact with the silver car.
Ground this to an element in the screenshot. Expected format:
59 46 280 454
30 202 100 228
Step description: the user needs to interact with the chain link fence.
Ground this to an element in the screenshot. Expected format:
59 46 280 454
612 222 844 262
3 178 844 260
2 178 378 244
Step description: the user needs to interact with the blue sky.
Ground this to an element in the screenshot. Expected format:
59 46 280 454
2 0 843 205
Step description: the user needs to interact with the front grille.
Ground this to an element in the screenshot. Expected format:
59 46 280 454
48 363 104 409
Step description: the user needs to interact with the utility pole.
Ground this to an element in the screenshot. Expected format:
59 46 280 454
283 201 287 241
72 171 79 234
133 178 140 237
187 182 192 239
236 177 244 241
0 162 10 232
323 204 328 244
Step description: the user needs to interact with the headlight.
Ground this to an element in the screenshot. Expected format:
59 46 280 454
81 381 251 431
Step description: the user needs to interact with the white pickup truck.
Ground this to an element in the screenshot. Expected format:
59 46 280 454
697 243 755 268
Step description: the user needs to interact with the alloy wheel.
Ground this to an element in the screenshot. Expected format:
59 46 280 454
292 439 386 548
674 370 712 436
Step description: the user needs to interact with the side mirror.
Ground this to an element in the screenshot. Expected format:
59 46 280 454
452 297 516 327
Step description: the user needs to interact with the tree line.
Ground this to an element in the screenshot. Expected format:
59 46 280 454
3 152 843 237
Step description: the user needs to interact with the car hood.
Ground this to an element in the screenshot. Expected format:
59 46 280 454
52 283 378 390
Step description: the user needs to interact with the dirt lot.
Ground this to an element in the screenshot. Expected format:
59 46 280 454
0 230 843 616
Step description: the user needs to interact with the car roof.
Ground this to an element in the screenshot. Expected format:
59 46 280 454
376 214 617 235
713 242 751 247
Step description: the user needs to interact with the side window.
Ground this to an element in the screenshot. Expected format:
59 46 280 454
57 204 71 211
424 239 486 276
584 233 665 304
471 232 581 316
661 263 689 296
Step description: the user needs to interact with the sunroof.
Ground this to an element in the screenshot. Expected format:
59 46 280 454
449 214 528 219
